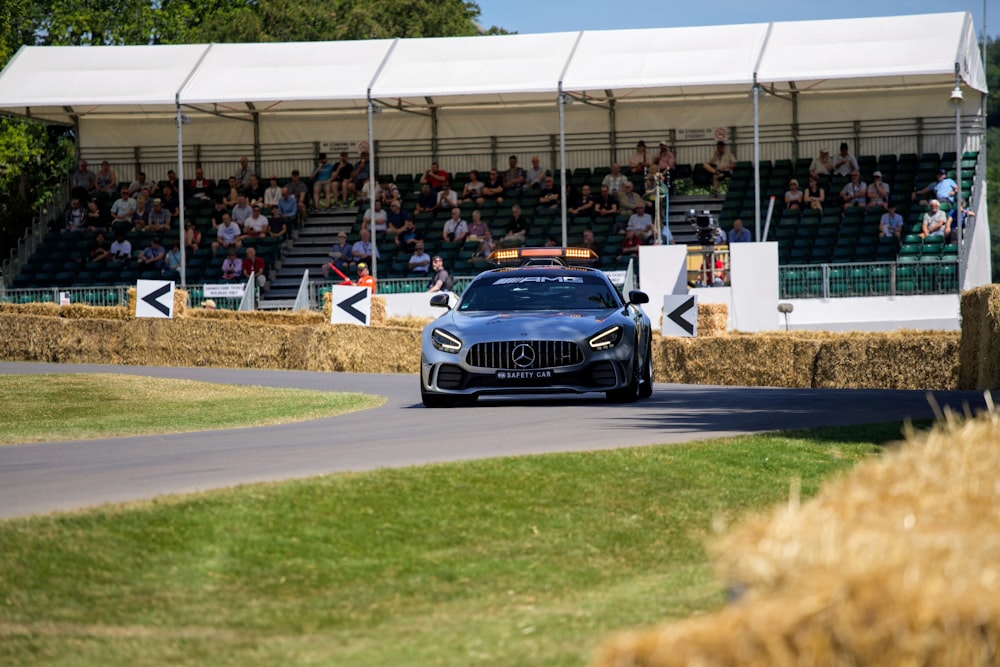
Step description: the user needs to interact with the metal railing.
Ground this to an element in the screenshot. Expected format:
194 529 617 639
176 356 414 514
1 283 257 311
779 260 960 299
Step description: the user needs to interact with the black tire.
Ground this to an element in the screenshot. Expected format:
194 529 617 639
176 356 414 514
606 356 640 403
420 376 474 408
638 337 653 399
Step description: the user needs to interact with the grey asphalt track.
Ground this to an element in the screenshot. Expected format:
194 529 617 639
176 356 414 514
0 361 991 519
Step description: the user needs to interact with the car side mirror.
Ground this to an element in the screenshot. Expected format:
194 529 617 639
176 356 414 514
430 293 451 309
627 290 649 305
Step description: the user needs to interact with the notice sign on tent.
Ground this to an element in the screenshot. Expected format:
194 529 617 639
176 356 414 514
329 285 371 326
135 279 175 319
662 294 697 338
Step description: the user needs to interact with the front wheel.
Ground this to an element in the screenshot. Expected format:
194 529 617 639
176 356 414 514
420 376 475 408
606 358 640 403
638 339 653 399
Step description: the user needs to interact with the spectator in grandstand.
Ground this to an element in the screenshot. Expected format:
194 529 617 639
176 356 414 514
460 169 485 207
127 171 153 199
185 220 202 255
427 255 454 293
241 246 266 287
569 184 596 222
377 176 400 208
581 228 602 262
466 209 489 244
879 203 904 240
482 168 505 203
230 195 253 226
136 237 166 270
87 232 111 264
655 140 676 181
616 180 642 217
357 177 380 208
355 262 377 293
643 165 665 204
310 152 336 211
867 171 890 208
503 155 526 192
242 203 269 240
703 140 736 196
71 160 96 202
268 212 288 244
64 197 86 233
263 175 282 209
913 168 958 205
471 228 496 265
949 198 975 243
130 196 150 233
594 184 618 218
420 162 449 192
628 140 650 174
809 147 834 179
625 201 654 242
362 199 388 235
84 199 109 231
502 204 530 247
161 169 181 198
602 162 628 195
164 240 182 275
346 151 371 203
159 185 180 219
537 175 560 213
323 232 353 278
188 167 212 201
212 212 242 257
94 160 117 205
840 170 867 210
386 198 411 233
286 169 309 223
110 232 132 263
525 155 547 189
221 248 242 280
146 198 172 234
210 199 229 229
110 187 138 229
413 184 437 215
328 152 353 207
351 227 377 266
393 217 422 253
435 183 458 212
696 255 726 287
919 199 950 239
803 174 825 212
832 142 859 177
728 217 752 243
222 176 240 208
275 187 298 230
618 229 642 260
408 241 432 276
442 207 469 245
236 156 252 188
784 179 803 210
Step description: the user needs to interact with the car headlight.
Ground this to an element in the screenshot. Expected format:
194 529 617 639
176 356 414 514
431 328 463 353
589 325 623 350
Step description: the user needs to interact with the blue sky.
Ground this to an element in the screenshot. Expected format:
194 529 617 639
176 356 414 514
477 0 993 38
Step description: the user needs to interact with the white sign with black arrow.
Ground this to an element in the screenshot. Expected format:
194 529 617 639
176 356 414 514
662 294 697 337
135 279 175 319
329 285 371 326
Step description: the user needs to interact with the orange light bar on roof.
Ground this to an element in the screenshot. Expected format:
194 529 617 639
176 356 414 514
520 248 564 257
487 247 598 263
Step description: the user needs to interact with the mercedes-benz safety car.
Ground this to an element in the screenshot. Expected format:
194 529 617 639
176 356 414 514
420 247 653 407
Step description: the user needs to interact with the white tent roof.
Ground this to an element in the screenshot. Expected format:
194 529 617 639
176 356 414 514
0 12 985 125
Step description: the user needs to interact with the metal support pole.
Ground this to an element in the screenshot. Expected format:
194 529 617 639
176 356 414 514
558 90 568 247
367 96 378 281
952 65 965 286
752 79 761 243
175 100 187 288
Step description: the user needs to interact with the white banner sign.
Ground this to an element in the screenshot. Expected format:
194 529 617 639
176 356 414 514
329 285 371 326
662 294 697 337
203 283 246 297
135 280 175 319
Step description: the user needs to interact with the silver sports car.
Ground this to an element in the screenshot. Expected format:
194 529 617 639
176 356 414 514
420 248 653 407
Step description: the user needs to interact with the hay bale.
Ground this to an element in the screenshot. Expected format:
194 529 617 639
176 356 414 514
653 333 820 388
959 285 1000 390
591 411 1000 667
813 330 958 390
305 325 420 373
697 302 728 337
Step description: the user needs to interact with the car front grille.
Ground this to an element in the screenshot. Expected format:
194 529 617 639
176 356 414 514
466 340 584 370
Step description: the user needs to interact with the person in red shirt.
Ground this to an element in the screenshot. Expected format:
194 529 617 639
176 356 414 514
355 262 377 293
241 246 266 287
420 162 449 192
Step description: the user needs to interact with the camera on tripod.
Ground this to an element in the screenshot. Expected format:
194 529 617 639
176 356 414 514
687 209 720 245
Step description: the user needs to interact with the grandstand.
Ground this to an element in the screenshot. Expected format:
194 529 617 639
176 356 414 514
0 12 988 326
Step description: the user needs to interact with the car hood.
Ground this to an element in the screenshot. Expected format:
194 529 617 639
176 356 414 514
439 309 624 338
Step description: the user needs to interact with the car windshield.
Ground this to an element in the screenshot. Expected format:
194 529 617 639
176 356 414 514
457 272 621 312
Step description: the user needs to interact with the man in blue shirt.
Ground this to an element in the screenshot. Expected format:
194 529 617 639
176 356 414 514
727 218 752 243
879 203 904 240
913 168 958 205
310 153 336 211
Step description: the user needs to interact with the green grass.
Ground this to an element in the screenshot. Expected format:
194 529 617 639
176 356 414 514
0 421 909 667
0 374 384 444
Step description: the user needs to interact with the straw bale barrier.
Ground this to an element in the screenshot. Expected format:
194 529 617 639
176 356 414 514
591 410 1000 667
697 302 728 337
958 284 1000 390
